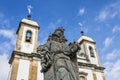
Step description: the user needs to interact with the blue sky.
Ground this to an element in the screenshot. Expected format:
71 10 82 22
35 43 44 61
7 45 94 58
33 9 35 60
0 0 120 80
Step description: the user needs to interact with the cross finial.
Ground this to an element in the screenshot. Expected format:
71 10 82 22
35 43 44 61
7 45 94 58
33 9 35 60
27 5 32 19
78 22 84 36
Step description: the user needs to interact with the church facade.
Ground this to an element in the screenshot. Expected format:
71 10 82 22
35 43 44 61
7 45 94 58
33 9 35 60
77 34 106 80
8 18 106 80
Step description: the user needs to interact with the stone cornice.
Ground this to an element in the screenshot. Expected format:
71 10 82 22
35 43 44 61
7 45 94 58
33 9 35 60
16 21 40 34
78 62 105 71
9 50 41 64
79 71 88 76
79 39 96 45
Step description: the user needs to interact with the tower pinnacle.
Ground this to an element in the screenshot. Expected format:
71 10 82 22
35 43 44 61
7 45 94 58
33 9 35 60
27 5 32 20
78 22 84 36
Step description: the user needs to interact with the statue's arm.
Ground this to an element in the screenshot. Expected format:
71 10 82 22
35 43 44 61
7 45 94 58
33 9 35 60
69 42 81 54
38 42 52 73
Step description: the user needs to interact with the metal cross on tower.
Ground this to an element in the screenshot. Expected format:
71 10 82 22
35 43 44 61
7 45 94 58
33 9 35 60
78 22 84 36
27 5 32 19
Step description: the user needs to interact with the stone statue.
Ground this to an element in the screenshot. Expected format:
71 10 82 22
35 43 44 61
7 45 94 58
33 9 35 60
37 28 80 80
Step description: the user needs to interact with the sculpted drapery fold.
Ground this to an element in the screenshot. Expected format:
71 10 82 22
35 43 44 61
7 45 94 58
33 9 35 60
37 28 80 80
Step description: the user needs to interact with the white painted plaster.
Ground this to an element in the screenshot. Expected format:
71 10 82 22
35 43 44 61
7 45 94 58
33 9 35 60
37 61 44 80
77 44 88 63
22 19 39 26
96 72 103 80
21 26 36 53
17 59 30 80
8 64 13 80
79 68 94 80
79 44 85 54
77 59 87 63
86 43 99 66
77 35 95 43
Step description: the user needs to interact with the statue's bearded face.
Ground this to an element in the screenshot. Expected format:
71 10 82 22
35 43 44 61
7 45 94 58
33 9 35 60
48 29 67 43
52 36 59 42
55 30 63 37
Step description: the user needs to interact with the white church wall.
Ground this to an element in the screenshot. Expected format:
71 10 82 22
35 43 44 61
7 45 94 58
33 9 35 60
79 44 85 54
17 59 30 80
77 44 88 63
96 72 103 80
21 26 36 53
37 61 44 80
79 68 94 80
77 59 87 63
86 43 99 66
8 64 13 80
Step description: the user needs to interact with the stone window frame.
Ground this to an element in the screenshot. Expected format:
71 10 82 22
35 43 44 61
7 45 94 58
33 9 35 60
79 76 86 80
89 46 95 57
79 72 88 80
25 30 32 43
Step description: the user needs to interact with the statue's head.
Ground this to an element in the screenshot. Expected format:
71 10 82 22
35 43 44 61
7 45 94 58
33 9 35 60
54 27 64 37
47 27 67 43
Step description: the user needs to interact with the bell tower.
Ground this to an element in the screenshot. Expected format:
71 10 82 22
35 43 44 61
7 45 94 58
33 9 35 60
77 32 101 66
15 18 39 53
77 31 106 80
8 9 43 79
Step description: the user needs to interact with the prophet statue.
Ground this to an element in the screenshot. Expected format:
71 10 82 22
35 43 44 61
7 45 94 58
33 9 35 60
37 27 80 80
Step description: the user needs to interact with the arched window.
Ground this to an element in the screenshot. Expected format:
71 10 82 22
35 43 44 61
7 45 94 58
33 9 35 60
25 30 32 42
80 76 85 80
89 46 94 57
79 72 88 80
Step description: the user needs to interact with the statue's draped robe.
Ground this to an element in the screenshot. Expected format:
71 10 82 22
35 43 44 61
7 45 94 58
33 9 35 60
41 41 79 80
38 28 80 80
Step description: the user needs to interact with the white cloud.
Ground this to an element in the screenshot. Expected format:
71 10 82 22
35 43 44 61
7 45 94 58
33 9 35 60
103 48 120 80
38 36 48 45
39 19 62 45
101 36 114 51
0 29 16 45
0 12 10 28
0 12 16 80
104 60 120 80
106 49 120 60
103 61 113 74
0 13 16 57
78 8 85 16
112 25 120 33
103 37 113 48
110 60 120 79
96 8 109 21
0 29 14 38
96 1 120 22
48 19 62 30
0 54 10 80
0 42 14 54
0 12 14 79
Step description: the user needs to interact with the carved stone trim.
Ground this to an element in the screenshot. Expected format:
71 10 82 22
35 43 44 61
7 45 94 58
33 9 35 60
9 58 19 80
79 71 88 76
78 62 105 71
79 75 87 80
79 39 96 45
16 21 39 34
77 53 90 61
29 60 38 80
93 73 97 80
34 28 39 53
9 51 40 64
102 73 106 80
